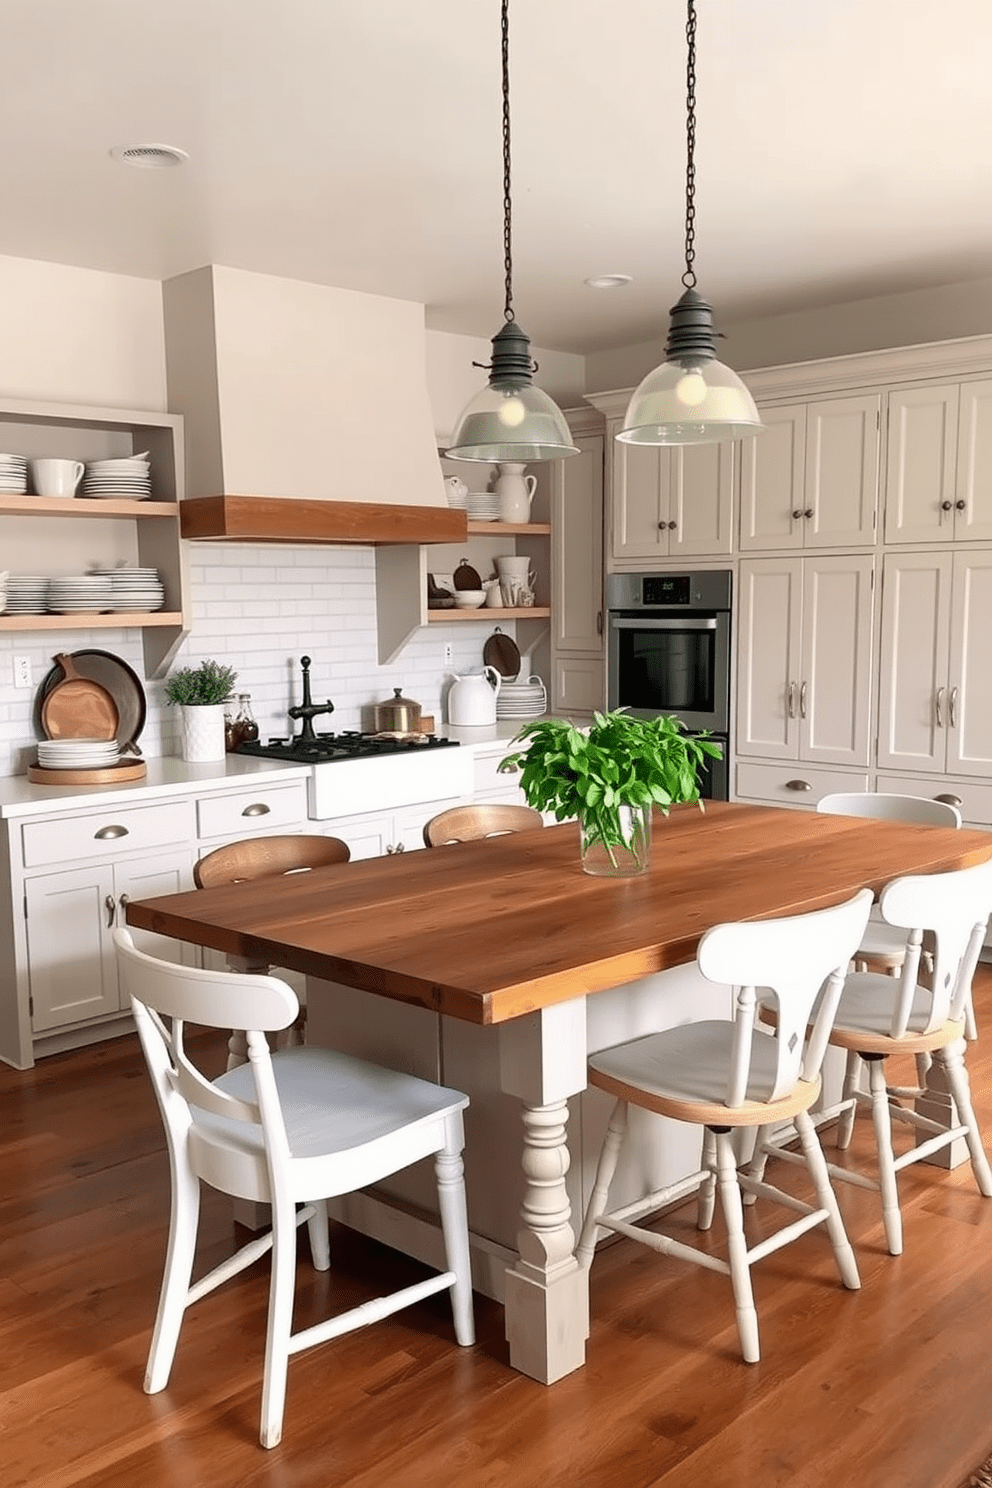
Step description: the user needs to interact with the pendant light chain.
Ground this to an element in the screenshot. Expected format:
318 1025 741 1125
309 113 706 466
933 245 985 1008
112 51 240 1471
682 0 697 290
501 0 515 322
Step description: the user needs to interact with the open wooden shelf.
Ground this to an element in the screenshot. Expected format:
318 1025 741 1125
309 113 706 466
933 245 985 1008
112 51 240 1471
0 611 183 631
466 520 551 536
0 495 178 518
427 607 551 623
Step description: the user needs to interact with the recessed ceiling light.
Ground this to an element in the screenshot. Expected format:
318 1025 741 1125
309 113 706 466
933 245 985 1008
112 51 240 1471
110 143 189 170
584 274 632 290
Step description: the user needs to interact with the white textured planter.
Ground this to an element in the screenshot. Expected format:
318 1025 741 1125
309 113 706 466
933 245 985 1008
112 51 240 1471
179 703 226 763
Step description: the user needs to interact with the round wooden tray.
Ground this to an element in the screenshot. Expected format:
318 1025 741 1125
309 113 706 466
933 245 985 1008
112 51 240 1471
28 759 147 785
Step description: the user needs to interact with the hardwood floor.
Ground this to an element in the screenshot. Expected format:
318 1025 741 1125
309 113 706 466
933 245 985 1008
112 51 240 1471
3 975 992 1488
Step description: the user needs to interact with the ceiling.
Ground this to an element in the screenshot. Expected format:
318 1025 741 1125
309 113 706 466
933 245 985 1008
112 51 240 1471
4 0 991 356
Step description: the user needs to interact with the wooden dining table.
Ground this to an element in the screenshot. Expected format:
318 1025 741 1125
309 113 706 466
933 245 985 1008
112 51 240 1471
126 799 992 1384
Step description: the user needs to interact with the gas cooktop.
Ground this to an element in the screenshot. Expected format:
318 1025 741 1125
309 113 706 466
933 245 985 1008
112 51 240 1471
236 732 460 765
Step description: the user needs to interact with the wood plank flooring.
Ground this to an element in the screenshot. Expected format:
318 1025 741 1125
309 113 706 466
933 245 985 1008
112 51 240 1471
3 974 992 1487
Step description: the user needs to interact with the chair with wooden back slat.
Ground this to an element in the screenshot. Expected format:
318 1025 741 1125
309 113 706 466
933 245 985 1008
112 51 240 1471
422 802 544 847
193 833 350 888
576 888 873 1364
115 927 474 1450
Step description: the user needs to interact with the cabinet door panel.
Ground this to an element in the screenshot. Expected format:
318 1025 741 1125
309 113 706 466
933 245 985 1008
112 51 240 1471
117 853 197 973
553 431 603 652
26 866 118 1032
554 655 605 716
736 559 802 759
800 555 874 766
611 442 666 559
947 551 992 778
955 379 992 542
739 405 806 551
876 552 952 773
669 441 735 556
883 384 959 544
804 395 879 548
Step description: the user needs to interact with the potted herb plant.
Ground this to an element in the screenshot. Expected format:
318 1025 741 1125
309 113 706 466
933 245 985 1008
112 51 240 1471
499 710 723 877
164 658 238 763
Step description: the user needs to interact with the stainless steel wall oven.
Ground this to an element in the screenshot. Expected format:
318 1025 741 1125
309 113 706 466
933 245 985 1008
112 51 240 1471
606 569 731 800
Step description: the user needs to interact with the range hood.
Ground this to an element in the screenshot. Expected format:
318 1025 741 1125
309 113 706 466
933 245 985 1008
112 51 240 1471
164 265 458 546
180 494 466 545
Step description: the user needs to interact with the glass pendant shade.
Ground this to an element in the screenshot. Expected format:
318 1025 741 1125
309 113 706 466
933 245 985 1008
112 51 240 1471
618 355 763 446
447 381 579 462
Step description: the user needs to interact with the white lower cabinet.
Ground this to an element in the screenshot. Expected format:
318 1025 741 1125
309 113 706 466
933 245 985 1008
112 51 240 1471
329 797 466 860
25 850 194 1033
735 760 870 809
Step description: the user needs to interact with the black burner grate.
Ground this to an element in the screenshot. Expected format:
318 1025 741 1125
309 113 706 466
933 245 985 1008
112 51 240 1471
236 732 460 765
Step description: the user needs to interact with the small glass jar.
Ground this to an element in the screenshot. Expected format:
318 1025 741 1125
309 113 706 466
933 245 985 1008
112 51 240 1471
224 698 241 753
235 693 258 745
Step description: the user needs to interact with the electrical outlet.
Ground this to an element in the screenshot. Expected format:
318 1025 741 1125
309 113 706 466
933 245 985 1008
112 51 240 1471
443 643 454 666
13 656 32 689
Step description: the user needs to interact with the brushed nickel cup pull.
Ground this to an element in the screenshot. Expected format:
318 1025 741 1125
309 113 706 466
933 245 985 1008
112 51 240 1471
935 792 963 807
785 779 812 791
241 802 271 817
95 824 129 840
949 685 958 727
935 686 945 727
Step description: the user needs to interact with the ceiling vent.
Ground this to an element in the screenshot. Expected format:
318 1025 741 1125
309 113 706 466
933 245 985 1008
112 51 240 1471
110 143 189 170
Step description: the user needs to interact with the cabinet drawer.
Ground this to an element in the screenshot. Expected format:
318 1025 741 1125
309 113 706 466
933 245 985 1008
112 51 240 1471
196 780 308 840
22 800 193 868
473 745 520 795
735 761 869 808
875 774 992 830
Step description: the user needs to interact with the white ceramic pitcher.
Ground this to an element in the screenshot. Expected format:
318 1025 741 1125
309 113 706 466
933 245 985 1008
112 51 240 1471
447 665 502 727
494 462 537 524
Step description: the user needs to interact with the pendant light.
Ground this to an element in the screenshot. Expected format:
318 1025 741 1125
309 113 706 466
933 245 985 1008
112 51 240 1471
446 0 579 463
618 0 762 447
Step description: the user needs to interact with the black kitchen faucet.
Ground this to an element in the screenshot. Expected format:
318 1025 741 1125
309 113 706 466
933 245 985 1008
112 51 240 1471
287 656 334 742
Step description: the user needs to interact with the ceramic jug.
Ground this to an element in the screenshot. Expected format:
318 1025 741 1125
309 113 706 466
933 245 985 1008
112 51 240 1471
447 665 502 727
444 475 468 508
494 462 537 524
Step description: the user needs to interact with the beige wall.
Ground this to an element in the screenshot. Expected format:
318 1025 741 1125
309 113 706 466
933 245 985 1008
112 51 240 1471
586 274 992 392
0 254 166 409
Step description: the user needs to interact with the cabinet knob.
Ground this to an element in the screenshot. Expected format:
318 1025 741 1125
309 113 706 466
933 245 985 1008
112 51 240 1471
657 521 666 530
94 824 129 840
804 508 814 520
241 802 271 817
785 779 812 791
668 520 678 530
791 509 803 521
955 499 967 511
940 500 953 511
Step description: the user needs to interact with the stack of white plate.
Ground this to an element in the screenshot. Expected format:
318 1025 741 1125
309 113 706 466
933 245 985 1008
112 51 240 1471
47 574 115 614
4 575 48 613
80 453 152 500
37 737 121 769
496 676 548 721
0 571 7 612
0 453 28 493
92 566 165 612
466 491 501 521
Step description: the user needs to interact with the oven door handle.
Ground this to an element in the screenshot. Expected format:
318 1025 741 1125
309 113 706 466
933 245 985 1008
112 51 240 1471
609 616 718 631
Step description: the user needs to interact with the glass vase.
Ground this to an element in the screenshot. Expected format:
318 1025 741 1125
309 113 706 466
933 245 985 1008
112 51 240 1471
580 804 652 877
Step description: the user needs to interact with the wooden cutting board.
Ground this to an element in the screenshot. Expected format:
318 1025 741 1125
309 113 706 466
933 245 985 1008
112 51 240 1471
483 627 521 678
28 759 147 785
40 652 119 740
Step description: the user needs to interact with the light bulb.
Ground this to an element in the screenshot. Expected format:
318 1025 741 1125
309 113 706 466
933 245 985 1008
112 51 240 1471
499 395 527 428
675 368 707 407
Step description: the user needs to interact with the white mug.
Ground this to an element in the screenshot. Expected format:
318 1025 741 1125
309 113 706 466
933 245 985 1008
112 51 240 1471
31 457 85 498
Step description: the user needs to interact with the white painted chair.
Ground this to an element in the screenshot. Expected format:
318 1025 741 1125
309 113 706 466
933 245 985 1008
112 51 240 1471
575 888 873 1364
750 856 992 1256
115 928 474 1450
816 790 968 1123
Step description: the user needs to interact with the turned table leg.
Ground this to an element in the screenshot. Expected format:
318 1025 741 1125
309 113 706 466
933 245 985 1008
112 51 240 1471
499 998 589 1384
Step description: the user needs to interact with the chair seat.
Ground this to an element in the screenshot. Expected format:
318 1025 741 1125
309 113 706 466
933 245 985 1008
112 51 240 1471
190 1047 469 1199
823 974 965 1055
856 911 908 967
588 1021 821 1127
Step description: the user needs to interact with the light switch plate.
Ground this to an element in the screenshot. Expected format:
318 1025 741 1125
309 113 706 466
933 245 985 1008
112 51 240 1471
13 656 32 688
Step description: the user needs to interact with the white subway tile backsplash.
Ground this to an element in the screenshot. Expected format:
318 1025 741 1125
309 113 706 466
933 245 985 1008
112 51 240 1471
0 543 506 772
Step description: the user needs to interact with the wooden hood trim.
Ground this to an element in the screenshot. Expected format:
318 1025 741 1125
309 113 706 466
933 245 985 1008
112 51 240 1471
180 494 468 546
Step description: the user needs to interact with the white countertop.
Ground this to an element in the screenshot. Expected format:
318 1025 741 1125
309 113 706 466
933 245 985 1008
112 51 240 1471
0 754 311 819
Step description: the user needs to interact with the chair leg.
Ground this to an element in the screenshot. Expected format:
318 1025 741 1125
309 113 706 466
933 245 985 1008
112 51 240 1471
794 1109 860 1290
934 1041 992 1196
866 1056 903 1256
576 1101 628 1269
697 1128 718 1230
145 1162 200 1394
714 1130 759 1364
836 1052 863 1149
742 1122 774 1206
259 1195 298 1450
306 1198 330 1272
435 1138 475 1347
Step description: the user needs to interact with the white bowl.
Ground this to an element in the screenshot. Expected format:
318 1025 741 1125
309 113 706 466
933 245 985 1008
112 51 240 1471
453 590 486 608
